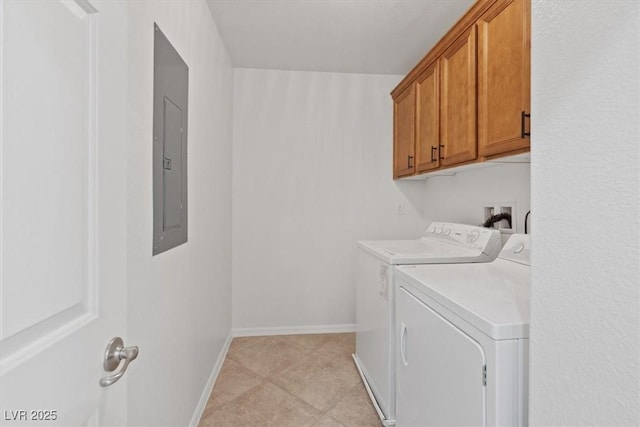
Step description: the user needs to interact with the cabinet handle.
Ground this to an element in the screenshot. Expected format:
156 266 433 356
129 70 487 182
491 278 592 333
431 146 437 162
521 111 531 138
408 155 414 168
439 144 445 160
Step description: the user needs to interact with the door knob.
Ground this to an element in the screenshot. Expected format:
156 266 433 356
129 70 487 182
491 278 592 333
99 337 139 387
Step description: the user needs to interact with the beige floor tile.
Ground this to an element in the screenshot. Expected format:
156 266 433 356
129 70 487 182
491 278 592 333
326 382 381 427
272 348 361 412
227 335 311 377
226 336 261 360
231 335 258 348
200 333 371 427
200 382 322 427
201 358 263 416
281 333 334 351
312 415 347 426
316 333 356 361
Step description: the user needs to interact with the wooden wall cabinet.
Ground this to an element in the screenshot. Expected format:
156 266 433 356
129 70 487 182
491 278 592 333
478 0 531 157
415 61 440 172
391 0 530 179
440 27 477 167
393 84 416 179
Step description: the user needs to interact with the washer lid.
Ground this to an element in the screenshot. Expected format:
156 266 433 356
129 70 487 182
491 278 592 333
356 222 501 265
395 257 530 340
358 239 486 265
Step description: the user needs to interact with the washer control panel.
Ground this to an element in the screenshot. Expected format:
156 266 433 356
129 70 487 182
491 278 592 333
423 222 500 252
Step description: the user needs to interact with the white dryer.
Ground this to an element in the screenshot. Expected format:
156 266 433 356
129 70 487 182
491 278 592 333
353 222 502 425
394 234 531 427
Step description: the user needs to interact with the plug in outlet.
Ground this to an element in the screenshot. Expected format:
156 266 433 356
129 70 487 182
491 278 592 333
500 206 513 228
483 206 495 227
498 204 516 234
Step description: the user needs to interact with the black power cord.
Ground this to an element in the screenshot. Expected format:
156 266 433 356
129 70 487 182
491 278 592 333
482 213 512 229
524 210 531 234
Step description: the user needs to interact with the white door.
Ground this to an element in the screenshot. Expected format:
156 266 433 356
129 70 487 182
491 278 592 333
396 286 486 427
1 1 130 425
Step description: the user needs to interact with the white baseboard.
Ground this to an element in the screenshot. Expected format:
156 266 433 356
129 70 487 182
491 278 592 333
232 323 356 337
189 331 233 427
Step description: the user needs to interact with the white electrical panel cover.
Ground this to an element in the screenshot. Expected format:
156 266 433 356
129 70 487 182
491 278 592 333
153 23 188 255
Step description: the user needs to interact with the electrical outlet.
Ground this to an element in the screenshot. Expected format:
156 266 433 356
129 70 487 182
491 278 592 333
483 206 495 227
482 202 517 233
395 203 405 215
498 203 516 234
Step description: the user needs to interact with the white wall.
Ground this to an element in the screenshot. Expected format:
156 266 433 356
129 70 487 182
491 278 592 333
421 163 531 237
126 1 233 426
232 69 427 331
530 1 640 425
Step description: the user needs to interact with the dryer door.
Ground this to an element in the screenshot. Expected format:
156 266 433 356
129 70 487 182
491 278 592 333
396 285 486 427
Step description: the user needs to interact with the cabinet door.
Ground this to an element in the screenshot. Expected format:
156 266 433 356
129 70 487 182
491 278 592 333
440 27 477 167
415 62 440 173
478 0 530 157
396 286 486 427
393 84 416 178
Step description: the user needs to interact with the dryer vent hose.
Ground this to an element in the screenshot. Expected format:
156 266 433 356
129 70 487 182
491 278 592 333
482 213 512 229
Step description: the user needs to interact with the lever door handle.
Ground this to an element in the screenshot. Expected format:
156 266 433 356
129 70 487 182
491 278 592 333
100 337 139 387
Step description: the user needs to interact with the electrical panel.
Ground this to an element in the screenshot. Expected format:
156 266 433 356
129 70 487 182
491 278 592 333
153 23 188 255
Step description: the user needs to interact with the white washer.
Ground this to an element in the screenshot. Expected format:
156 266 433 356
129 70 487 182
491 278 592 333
394 234 530 427
353 222 502 425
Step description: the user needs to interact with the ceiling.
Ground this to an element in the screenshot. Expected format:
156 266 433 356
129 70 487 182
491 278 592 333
206 0 475 75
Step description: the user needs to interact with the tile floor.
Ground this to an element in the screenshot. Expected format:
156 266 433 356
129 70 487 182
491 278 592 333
198 333 381 427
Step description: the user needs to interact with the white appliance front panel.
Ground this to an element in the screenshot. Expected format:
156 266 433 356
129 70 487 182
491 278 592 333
395 258 530 340
396 286 486 427
355 249 394 417
397 277 526 426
